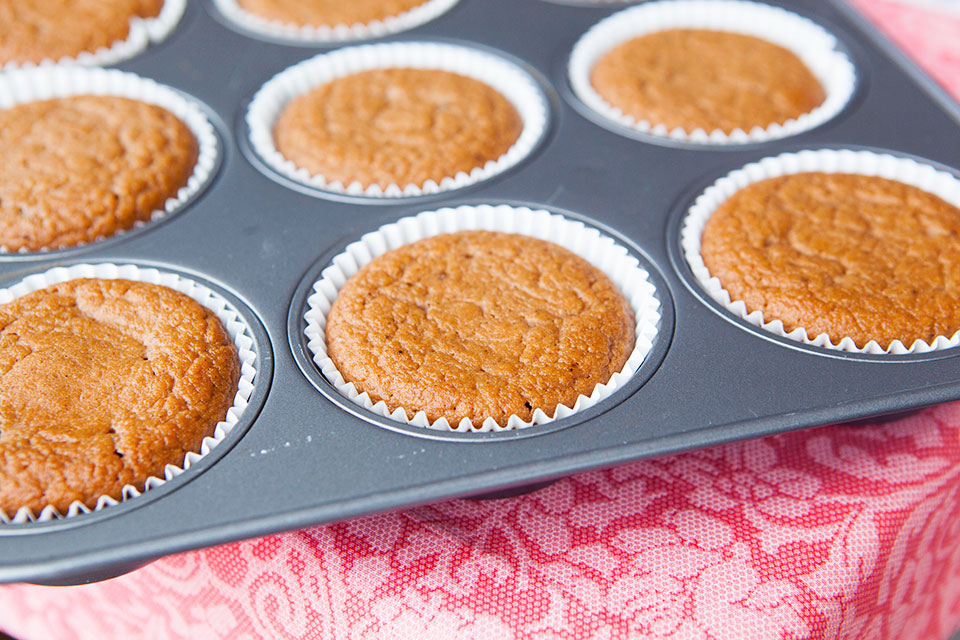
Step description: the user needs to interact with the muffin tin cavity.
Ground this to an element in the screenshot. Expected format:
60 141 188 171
1 0 187 70
568 0 856 145
296 204 665 435
0 263 266 526
209 0 460 44
678 148 960 355
0 67 220 258
245 42 550 200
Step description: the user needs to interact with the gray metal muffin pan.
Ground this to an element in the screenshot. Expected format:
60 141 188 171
2 0 960 585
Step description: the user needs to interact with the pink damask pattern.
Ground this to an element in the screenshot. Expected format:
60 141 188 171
3 2 960 639
4 404 960 639
849 0 960 101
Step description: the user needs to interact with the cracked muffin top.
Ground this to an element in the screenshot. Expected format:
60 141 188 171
236 0 430 27
0 0 164 66
272 68 522 190
700 173 960 349
324 230 636 427
590 29 825 134
0 278 241 515
0 95 197 252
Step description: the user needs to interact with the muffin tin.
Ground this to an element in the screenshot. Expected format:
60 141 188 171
2 0 960 584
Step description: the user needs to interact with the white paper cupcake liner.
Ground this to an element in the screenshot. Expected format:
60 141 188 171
212 0 459 43
0 66 218 254
681 148 960 354
0 0 186 71
247 42 549 198
569 0 857 144
0 263 259 524
304 204 662 432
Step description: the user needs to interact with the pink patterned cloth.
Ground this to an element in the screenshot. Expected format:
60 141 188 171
5 405 960 639
3 2 960 639
850 0 960 101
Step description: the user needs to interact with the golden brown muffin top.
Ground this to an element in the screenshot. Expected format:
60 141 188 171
0 279 241 515
325 231 636 427
273 68 522 190
590 29 826 134
700 173 960 349
0 0 163 66
0 95 198 253
236 0 429 26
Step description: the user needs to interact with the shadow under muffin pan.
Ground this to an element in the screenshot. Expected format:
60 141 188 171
2 0 960 584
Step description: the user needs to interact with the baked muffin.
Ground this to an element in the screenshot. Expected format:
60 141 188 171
700 173 960 349
325 230 636 426
590 29 825 134
235 0 431 27
272 68 522 189
0 0 164 66
0 278 241 515
0 95 198 252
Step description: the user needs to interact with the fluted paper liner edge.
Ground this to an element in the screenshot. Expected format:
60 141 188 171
1 0 186 70
246 42 548 198
681 148 960 354
0 66 218 254
569 0 856 145
0 264 258 524
304 204 662 432
212 0 459 43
